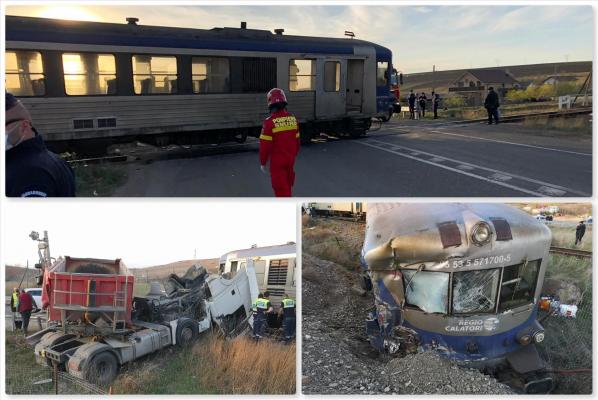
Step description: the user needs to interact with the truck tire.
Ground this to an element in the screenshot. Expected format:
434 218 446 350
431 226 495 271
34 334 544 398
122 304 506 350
176 318 199 347
84 351 118 386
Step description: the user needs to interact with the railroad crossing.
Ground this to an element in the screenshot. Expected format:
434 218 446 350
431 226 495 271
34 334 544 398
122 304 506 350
112 117 592 197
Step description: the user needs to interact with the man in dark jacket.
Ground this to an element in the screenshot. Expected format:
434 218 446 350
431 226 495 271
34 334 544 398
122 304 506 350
408 90 416 119
18 289 34 335
433 93 441 119
418 92 427 118
5 92 76 197
484 87 500 125
575 221 587 245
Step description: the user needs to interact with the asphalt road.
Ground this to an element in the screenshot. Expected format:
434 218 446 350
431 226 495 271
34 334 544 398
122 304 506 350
114 119 592 197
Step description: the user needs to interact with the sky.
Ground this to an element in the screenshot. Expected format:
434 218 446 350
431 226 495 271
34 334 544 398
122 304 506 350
4 3 593 73
3 201 296 268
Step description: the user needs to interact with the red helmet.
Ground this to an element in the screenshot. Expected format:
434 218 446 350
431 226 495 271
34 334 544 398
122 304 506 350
267 88 287 107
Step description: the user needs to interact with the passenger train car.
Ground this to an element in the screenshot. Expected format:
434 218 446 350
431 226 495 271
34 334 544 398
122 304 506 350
219 243 296 305
6 16 395 150
306 202 367 219
361 203 553 393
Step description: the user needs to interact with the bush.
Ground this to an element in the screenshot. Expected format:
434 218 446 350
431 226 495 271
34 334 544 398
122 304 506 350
443 96 466 108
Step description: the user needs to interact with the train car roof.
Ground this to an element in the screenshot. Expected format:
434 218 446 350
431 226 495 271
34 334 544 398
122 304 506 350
219 242 296 262
6 15 392 59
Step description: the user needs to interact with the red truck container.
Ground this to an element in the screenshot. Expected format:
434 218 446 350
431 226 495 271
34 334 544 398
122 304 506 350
42 257 134 330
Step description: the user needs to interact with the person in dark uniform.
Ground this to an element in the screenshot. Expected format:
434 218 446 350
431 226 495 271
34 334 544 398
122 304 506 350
408 90 416 119
5 92 75 197
484 87 500 125
280 294 296 342
418 92 427 118
253 292 273 338
575 220 586 245
433 93 441 119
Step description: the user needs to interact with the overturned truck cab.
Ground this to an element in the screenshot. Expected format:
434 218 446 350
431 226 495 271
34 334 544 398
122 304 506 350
361 203 553 393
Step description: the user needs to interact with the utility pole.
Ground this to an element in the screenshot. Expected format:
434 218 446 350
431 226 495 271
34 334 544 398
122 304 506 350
432 64 436 93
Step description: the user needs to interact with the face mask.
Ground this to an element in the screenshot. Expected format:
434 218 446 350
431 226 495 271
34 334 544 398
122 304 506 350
5 121 23 151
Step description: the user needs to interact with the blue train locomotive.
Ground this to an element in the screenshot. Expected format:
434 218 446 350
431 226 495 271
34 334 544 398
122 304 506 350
362 203 553 393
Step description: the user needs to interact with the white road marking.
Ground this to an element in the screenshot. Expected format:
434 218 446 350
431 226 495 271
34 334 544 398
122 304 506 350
427 129 592 156
537 186 567 196
489 173 513 182
356 139 590 197
368 138 590 196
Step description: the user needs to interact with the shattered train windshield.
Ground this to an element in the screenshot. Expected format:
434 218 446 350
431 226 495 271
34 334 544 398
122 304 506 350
452 269 500 313
403 270 448 314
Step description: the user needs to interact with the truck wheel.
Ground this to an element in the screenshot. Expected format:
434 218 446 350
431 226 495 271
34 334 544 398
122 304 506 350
84 351 118 386
176 318 199 347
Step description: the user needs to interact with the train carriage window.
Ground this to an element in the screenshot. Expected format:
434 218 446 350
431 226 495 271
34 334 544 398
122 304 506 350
403 270 448 314
324 61 341 92
5 51 45 96
289 59 315 91
376 61 389 87
132 55 177 94
242 57 277 93
452 269 500 314
192 57 230 93
62 53 116 95
498 260 541 312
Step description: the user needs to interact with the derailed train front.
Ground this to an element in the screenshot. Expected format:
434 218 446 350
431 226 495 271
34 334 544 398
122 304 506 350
362 203 553 392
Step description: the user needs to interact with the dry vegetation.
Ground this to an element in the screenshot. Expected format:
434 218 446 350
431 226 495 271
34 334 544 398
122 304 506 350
112 334 295 394
302 217 363 272
550 225 592 252
196 335 295 394
522 114 591 135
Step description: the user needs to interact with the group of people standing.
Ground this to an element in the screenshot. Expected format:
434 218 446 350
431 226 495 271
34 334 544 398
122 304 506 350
407 90 441 120
251 292 296 342
10 288 35 336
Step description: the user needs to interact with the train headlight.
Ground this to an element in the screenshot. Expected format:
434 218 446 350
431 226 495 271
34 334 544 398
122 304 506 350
518 334 532 345
533 331 545 343
471 222 492 246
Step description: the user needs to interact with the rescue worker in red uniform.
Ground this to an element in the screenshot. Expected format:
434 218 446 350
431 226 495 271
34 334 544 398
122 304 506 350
259 88 300 197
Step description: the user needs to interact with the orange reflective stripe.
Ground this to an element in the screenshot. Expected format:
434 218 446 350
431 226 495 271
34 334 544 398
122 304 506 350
260 134 273 141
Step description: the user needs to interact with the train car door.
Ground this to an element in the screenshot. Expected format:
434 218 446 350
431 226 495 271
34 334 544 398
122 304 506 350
315 58 345 118
346 59 364 113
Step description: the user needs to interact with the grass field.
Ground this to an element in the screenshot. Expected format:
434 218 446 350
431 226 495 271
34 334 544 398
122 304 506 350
114 335 295 394
5 330 295 395
550 225 592 251
71 163 127 197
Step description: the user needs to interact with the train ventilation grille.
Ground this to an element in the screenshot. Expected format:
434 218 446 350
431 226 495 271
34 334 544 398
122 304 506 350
97 117 117 128
267 259 288 285
266 288 285 298
438 221 462 248
73 118 94 129
490 218 513 241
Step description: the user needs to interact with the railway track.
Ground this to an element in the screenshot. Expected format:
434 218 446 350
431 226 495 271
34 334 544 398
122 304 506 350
454 107 592 125
549 246 592 258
